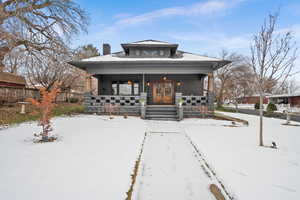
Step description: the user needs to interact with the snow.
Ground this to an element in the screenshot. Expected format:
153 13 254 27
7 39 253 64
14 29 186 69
182 113 300 200
0 115 147 200
1 114 300 200
132 132 215 200
81 50 222 62
225 103 300 113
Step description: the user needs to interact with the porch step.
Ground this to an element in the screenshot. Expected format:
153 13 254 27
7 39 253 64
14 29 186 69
145 105 178 121
146 117 178 121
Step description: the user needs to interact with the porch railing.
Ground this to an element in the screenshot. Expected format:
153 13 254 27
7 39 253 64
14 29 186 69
181 95 207 106
84 94 146 115
84 95 141 107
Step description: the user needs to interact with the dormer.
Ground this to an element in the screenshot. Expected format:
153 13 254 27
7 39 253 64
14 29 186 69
121 39 178 58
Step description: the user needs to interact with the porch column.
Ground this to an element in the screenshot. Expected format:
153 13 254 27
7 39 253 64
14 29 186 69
140 92 147 119
85 74 92 93
142 73 145 93
207 73 214 111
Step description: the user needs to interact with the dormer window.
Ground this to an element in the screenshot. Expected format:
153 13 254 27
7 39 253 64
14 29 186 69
121 40 178 58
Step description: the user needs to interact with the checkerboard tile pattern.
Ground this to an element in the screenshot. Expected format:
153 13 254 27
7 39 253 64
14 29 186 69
84 95 141 107
181 96 207 106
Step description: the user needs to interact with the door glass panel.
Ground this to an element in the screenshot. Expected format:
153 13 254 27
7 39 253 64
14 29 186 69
165 87 171 96
156 85 162 96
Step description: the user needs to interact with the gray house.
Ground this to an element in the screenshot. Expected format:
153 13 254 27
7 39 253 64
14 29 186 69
69 40 229 120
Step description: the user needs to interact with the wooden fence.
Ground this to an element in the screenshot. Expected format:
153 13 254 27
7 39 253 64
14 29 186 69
0 86 84 104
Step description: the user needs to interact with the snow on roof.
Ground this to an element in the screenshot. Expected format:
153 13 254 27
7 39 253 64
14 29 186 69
129 39 174 45
268 93 300 98
81 50 223 62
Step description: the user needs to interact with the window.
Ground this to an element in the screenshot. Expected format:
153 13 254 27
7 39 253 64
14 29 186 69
134 83 139 95
142 50 160 56
112 81 139 95
119 82 132 95
112 82 118 95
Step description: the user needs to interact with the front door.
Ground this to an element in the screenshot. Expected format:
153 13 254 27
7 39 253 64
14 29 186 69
153 81 174 104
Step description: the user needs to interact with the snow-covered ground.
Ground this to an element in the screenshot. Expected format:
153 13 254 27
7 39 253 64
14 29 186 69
1 114 300 200
0 115 147 200
182 113 300 200
225 103 300 113
132 132 215 200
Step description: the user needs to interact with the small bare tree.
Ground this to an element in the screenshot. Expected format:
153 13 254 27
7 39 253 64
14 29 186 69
250 12 297 146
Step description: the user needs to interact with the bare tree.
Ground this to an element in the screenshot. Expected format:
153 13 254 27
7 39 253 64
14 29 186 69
74 44 100 60
249 12 297 146
0 0 89 71
276 78 300 94
25 48 82 92
215 50 246 106
225 65 255 106
3 47 26 74
72 44 100 94
227 69 245 112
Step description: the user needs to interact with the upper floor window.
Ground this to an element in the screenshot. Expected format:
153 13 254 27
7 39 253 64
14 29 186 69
128 48 170 57
141 50 161 56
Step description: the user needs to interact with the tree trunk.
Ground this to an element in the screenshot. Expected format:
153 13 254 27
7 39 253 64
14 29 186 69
259 93 264 146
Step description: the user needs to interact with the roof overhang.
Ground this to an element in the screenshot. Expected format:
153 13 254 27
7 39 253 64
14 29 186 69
68 60 230 75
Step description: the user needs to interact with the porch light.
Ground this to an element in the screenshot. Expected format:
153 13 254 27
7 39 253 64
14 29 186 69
127 80 132 85
177 81 181 86
147 81 150 86
163 76 167 81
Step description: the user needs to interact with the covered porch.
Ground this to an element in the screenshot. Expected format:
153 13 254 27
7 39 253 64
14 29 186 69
83 72 215 119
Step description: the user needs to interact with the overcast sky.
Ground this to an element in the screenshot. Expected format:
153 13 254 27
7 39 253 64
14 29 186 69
73 0 300 81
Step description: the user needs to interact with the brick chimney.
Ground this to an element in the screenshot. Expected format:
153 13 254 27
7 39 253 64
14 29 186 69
103 43 111 55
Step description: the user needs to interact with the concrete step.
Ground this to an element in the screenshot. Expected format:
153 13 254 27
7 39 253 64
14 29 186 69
145 105 179 121
146 114 178 118
146 110 177 114
146 117 179 121
146 108 177 112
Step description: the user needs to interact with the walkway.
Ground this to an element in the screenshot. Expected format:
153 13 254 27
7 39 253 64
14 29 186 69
131 121 223 200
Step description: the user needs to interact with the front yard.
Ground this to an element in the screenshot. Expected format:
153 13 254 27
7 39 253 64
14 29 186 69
0 113 299 199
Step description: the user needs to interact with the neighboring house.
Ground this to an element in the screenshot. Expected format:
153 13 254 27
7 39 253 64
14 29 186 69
0 72 27 104
0 72 26 88
268 93 300 107
237 95 268 104
69 40 230 120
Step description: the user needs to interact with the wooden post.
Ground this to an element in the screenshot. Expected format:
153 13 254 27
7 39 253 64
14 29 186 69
207 73 214 111
85 74 92 93
207 73 214 92
142 73 145 93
